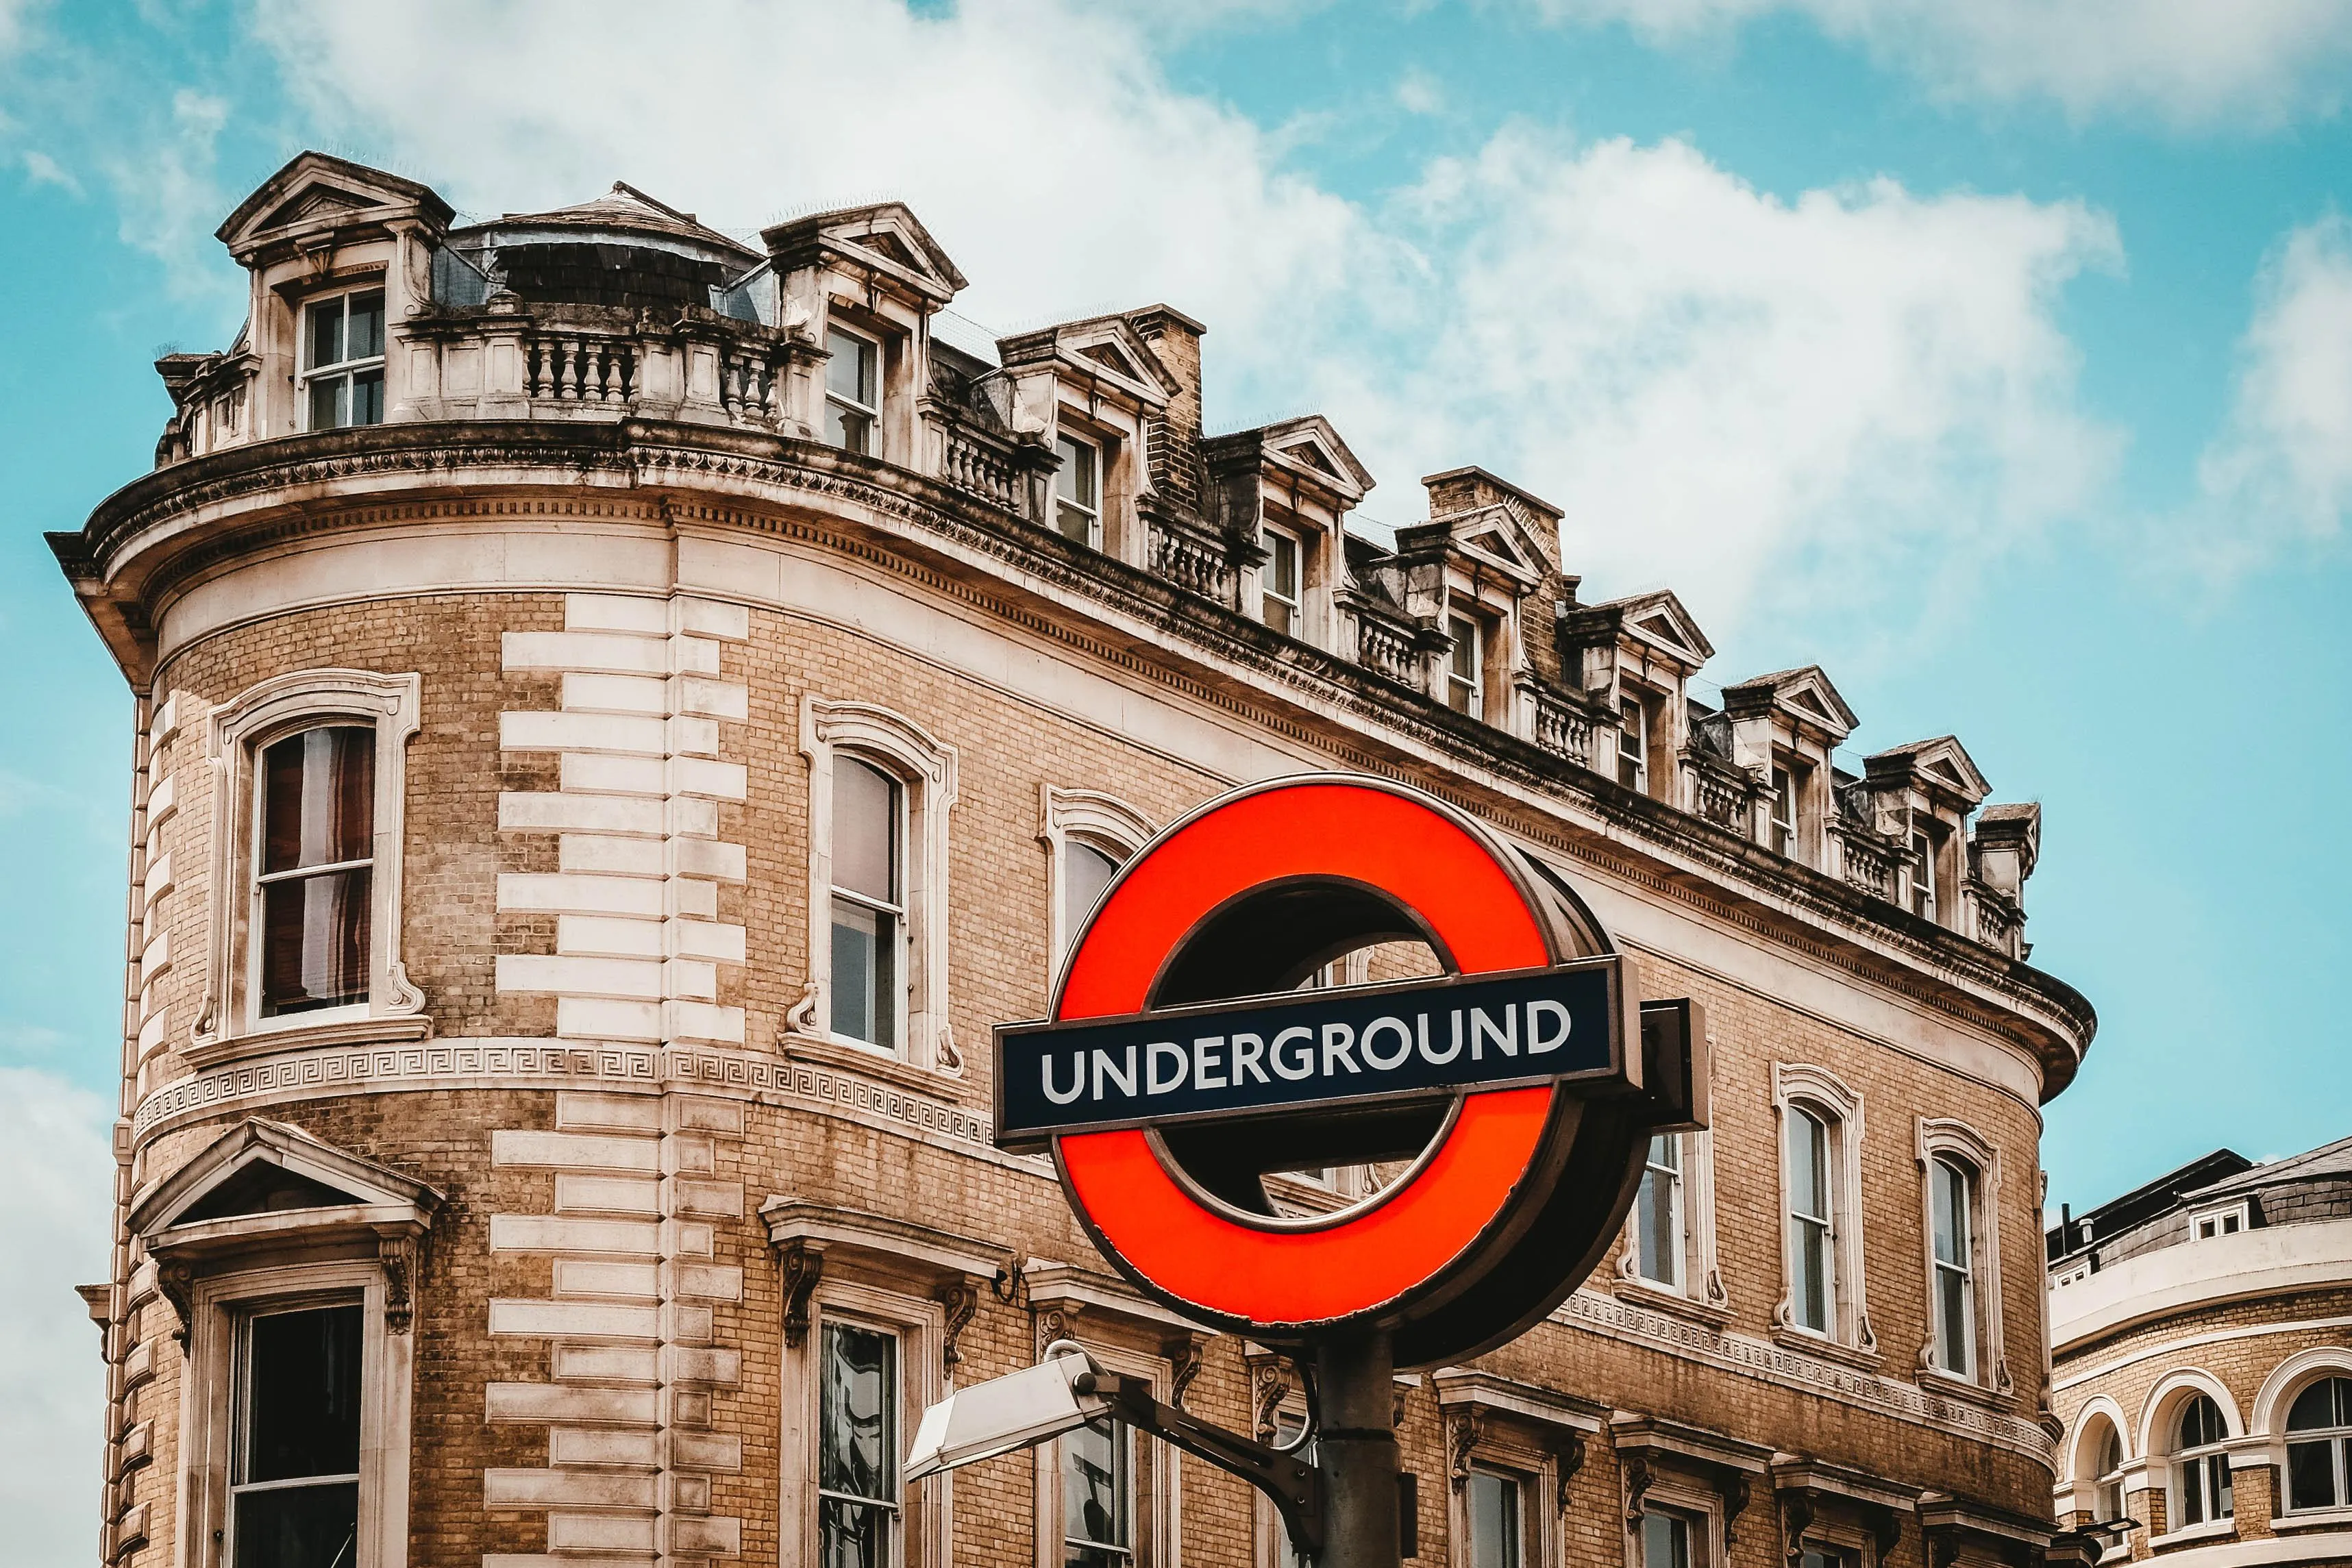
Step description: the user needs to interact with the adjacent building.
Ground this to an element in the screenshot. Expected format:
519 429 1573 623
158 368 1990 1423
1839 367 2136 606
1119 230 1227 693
2049 1138 2352 1566
55 152 2096 1568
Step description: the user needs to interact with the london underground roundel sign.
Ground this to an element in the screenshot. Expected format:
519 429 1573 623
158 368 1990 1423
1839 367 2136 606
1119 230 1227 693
993 775 1706 1368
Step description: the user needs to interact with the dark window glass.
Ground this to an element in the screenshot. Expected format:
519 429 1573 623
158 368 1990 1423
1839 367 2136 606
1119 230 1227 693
258 727 373 1017
1065 1418 1131 1568
233 1304 362 1568
1465 1470 1520 1568
2287 1378 2352 1511
819 1323 897 1568
1640 1511 1691 1568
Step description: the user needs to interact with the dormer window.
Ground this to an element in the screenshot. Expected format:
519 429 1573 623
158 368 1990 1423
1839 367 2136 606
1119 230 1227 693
300 290 384 431
1770 764 1799 857
2193 1204 2247 1240
1054 433 1101 547
825 327 880 454
1446 614 1483 718
1261 525 1302 637
1618 697 1648 792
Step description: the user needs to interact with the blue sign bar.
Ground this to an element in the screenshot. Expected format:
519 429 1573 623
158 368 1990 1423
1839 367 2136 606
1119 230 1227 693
994 956 1626 1152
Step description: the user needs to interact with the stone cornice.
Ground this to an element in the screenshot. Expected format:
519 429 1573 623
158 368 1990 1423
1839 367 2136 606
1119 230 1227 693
59 421 2094 1095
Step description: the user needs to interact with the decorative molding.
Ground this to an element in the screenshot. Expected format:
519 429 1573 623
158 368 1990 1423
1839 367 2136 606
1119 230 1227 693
1771 1060 1876 1357
937 1279 980 1373
1163 1332 1206 1413
779 1241 824 1349
800 695 960 1073
1916 1114 2011 1399
190 669 425 1058
1038 784 1157 975
1555 1430 1587 1513
1250 1349 1297 1443
1447 1408 1485 1494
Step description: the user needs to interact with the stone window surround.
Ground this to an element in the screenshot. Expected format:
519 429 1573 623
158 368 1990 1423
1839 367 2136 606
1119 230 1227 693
179 1255 420 1568
1023 1269 1189 1568
2139 1370 2246 1544
799 696 958 1074
1038 785 1157 982
190 669 428 1065
1254 514 1311 642
2057 1396 2134 1523
1611 1415 1772 1568
1616 1128 1731 1324
790 1280 950 1568
1771 1062 1877 1364
1914 1116 2012 1401
1437 575 1519 721
1628 1468 1729 1568
1050 402 1135 558
1438 1370 1601 1568
1773 1460 1913 1568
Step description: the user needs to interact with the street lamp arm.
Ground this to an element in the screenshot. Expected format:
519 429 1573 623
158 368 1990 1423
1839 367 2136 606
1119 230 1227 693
1090 1370 1326 1557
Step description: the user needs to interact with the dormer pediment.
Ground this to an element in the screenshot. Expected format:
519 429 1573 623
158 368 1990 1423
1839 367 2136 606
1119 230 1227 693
762 201 968 307
1722 664 1859 742
1865 734 1990 806
130 1117 441 1243
999 315 1178 408
1446 505 1548 586
1203 414 1374 510
1607 588 1715 665
216 151 454 262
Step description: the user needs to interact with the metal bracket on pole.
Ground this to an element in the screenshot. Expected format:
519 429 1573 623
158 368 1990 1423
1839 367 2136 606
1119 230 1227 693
1085 1369 1326 1557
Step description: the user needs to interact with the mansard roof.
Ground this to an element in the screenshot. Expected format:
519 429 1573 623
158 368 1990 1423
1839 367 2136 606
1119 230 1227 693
129 1116 443 1240
1866 734 1990 804
216 150 454 259
1723 664 1859 739
998 312 1178 406
761 200 968 303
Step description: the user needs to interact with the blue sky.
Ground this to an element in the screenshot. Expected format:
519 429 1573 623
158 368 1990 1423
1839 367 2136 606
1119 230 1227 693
1 1 2350 1554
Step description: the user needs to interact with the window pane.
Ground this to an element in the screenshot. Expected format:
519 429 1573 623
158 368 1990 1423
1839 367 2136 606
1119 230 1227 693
308 375 347 432
242 1306 363 1483
263 728 375 873
306 298 343 370
1936 1266 1970 1374
1056 436 1097 507
260 869 372 1015
1788 1108 1829 1219
819 1323 895 1503
1932 1160 1970 1266
828 330 876 405
1466 1471 1520 1568
352 369 384 427
347 293 385 360
2181 1395 2222 1449
1065 1419 1130 1558
830 899 898 1051
1635 1160 1679 1286
1270 533 1298 599
832 758 900 904
1056 503 1096 545
234 1481 359 1568
2289 1378 2351 1431
1793 1217 1831 1331
2214 1453 2233 1517
1449 617 1477 681
1064 842 1120 954
825 403 874 455
1641 1513 1690 1568
2289 1439 2340 1510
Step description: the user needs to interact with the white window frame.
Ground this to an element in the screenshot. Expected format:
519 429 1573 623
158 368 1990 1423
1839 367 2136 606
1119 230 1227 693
193 671 426 1064
185 1259 416 1568
1910 829 1940 922
2168 1391 2236 1530
828 754 911 1055
1039 786 1156 979
1617 1130 1729 1318
784 1280 949 1568
1915 1118 2009 1397
799 698 958 1072
1446 612 1485 719
2273 1365 2352 1515
2192 1202 2249 1241
1618 693 1650 793
824 324 883 456
1626 1471 1726 1568
1771 1063 1874 1358
1261 523 1304 638
1055 430 1104 549
1035 1337 1175 1568
299 286 388 432
1769 761 1800 858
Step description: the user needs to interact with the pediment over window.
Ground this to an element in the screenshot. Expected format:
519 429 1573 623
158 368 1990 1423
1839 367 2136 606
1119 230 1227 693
1600 588 1716 664
216 151 454 261
1864 734 1990 806
761 201 969 306
130 1117 441 1248
1203 414 1374 508
996 314 1179 408
1722 664 1859 743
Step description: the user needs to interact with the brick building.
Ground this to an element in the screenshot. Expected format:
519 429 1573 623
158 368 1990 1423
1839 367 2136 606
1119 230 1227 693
53 151 2097 1568
2048 1138 2352 1567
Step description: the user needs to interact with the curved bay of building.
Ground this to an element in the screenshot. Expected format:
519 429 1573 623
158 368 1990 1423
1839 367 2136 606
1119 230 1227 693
2051 1144 2352 1568
62 153 2096 1568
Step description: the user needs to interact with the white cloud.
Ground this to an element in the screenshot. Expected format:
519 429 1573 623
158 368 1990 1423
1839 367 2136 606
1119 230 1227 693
1522 0 2352 127
20 147 80 194
2184 216 2352 574
96 87 230 289
244 0 2117 651
0 1069 114 1566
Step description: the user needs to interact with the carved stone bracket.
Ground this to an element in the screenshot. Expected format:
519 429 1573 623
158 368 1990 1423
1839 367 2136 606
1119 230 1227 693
1449 1408 1487 1495
1781 1491 1817 1568
1720 1471 1753 1549
1868 1504 1903 1560
1554 1430 1587 1513
937 1279 980 1373
1622 1451 1655 1532
1251 1352 1296 1442
780 1241 824 1349
379 1231 421 1334
1163 1332 1206 1413
1035 1302 1081 1363
156 1259 196 1348
1927 1525 1961 1568
782 980 822 1038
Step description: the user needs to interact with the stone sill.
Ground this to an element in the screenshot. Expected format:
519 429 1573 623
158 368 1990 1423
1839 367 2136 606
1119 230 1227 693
1770 1325 1884 1374
182 1010 432 1069
1916 1365 2012 1410
2275 1507 2352 1533
2148 1519 2237 1551
784 1032 966 1099
1613 1275 1733 1330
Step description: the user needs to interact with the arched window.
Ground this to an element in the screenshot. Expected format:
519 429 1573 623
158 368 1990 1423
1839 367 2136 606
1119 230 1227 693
1786 1104 1837 1334
2093 1421 2125 1522
2287 1377 2352 1512
2174 1394 2233 1526
830 754 907 1051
